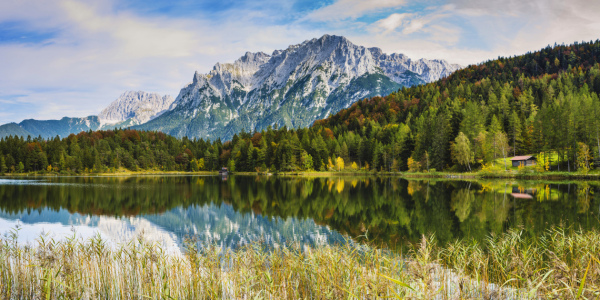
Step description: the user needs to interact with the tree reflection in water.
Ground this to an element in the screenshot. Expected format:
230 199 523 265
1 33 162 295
0 176 598 250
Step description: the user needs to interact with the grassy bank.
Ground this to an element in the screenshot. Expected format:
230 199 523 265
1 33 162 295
3 168 600 181
0 169 218 177
1 228 598 299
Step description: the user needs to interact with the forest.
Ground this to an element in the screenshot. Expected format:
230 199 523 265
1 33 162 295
1 40 600 174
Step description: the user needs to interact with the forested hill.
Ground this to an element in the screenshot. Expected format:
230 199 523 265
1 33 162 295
445 40 600 84
1 40 600 174
313 40 600 172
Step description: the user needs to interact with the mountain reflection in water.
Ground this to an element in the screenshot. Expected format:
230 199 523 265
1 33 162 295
0 176 598 252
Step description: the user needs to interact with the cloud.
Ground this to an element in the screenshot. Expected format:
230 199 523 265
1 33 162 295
369 7 458 47
359 0 600 66
1 0 600 124
372 13 412 33
372 12 435 35
304 0 406 22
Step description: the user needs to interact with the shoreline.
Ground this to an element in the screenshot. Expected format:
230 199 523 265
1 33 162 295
2 169 600 181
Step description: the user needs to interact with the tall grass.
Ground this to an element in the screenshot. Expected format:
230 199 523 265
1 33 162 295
0 227 598 299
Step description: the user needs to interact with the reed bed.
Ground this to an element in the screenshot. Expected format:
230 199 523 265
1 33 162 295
0 227 598 299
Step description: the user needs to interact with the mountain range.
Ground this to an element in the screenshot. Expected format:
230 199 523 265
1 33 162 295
0 35 460 140
0 91 174 139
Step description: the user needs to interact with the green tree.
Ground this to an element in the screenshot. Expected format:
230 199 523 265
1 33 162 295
451 132 473 171
0 155 6 174
190 159 199 172
227 158 236 172
494 131 509 171
197 158 205 170
577 142 592 173
59 153 67 171
301 151 313 171
509 111 523 156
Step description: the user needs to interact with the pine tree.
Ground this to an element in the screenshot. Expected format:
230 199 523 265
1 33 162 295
0 155 6 174
509 111 523 156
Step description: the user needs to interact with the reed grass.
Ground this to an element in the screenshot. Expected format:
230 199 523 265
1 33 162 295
0 227 598 299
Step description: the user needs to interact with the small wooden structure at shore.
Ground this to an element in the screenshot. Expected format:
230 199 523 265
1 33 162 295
218 167 228 175
510 155 536 167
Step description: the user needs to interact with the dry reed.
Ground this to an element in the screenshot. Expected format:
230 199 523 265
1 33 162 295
0 227 598 299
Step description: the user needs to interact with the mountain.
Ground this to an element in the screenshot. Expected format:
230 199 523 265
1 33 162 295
136 34 460 140
19 116 101 139
0 123 33 139
0 91 172 139
98 91 175 127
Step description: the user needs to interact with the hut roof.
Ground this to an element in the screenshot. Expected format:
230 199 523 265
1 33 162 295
511 193 534 199
510 155 535 161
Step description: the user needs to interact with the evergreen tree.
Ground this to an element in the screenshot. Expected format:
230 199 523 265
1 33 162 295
0 155 6 174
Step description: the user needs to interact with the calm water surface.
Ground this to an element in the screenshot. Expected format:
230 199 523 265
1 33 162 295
0 175 598 252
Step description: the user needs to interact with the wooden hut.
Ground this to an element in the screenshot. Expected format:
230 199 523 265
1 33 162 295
218 167 228 175
510 155 536 167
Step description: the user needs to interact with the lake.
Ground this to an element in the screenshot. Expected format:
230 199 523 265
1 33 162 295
0 175 598 252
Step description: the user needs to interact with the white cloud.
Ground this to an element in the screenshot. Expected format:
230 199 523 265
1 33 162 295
60 0 205 58
304 0 406 22
358 0 600 66
2 0 600 124
372 13 412 33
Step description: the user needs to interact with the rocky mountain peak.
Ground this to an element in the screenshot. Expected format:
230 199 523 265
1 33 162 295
98 91 175 125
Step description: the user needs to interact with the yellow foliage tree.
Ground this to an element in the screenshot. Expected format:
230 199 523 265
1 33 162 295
535 152 550 172
327 157 335 170
336 157 344 171
350 162 358 170
407 156 421 172
46 165 52 173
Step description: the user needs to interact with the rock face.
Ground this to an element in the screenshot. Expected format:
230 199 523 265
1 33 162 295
98 91 175 126
137 35 461 140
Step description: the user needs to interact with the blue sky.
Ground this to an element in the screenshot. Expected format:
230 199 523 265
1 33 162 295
1 0 599 124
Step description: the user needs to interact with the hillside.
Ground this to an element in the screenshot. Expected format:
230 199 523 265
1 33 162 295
19 116 101 139
311 40 600 171
0 123 33 139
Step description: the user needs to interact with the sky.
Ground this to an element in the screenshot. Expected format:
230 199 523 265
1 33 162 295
1 0 599 124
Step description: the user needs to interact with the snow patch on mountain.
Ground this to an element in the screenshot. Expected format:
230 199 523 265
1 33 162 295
98 91 175 126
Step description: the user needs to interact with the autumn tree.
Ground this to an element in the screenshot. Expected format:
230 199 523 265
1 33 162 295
336 156 344 171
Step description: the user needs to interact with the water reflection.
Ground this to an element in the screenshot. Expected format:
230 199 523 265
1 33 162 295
0 176 598 251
